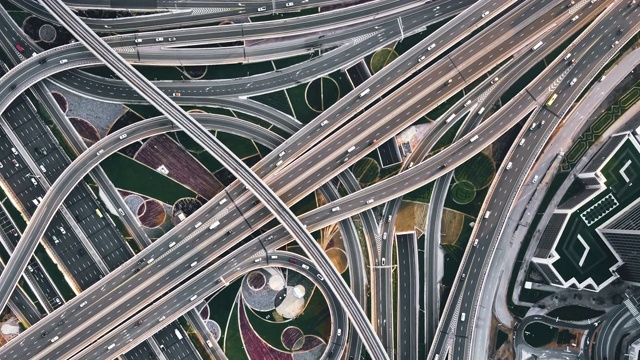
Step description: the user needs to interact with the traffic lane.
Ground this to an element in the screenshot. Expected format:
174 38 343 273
1 83 132 270
75 252 347 360
396 233 418 360
49 2 461 93
0 0 556 350
0 130 104 289
268 0 596 202
153 322 197 360
38 0 504 111
451 7 639 357
0 110 284 348
11 205 255 360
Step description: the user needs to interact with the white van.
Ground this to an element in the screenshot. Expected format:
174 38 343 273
276 160 283 167
219 198 227 205
190 295 198 301
206 340 213 348
79 301 87 308
50 336 59 343
460 313 466 322
169 241 176 248
337 329 342 336
532 175 539 184
320 120 329 126
301 264 309 270
484 211 491 219
195 222 202 228
254 258 261 263
366 198 374 204
147 258 155 264
107 344 116 350
209 221 220 230
477 107 485 115
506 162 513 170
464 100 472 107
190 261 198 267
278 151 286 157
331 207 340 212
382 232 388 240
519 139 525 146
569 78 577 86
347 146 356 153
427 43 436 51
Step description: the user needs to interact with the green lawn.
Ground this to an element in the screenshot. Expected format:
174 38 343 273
352 157 380 185
100 152 196 204
306 77 340 113
454 152 495 190
370 48 398 74
216 132 259 159
450 180 476 205
404 183 434 203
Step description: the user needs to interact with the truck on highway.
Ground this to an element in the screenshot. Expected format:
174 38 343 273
175 329 183 340
209 221 220 230
445 113 456 123
531 41 543 51
359 88 370 97
469 135 479 142
477 107 485 115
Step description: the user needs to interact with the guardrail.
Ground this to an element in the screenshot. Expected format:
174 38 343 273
466 1 634 358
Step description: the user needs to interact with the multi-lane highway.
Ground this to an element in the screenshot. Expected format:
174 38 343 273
0 0 637 359
431 2 640 359
0 0 568 354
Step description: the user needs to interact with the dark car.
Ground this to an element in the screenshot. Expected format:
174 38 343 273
288 258 298 264
38 58 47 64
14 44 24 52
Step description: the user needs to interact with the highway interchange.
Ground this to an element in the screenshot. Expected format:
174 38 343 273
0 0 637 359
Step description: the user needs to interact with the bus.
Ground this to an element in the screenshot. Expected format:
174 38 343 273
546 93 558 106
96 209 103 218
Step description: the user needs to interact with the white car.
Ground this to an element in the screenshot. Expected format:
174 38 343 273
156 37 164 42
258 6 267 11
134 39 142 43
286 2 294 6
119 134 127 139
482 11 490 17
59 226 66 235
59 59 68 64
